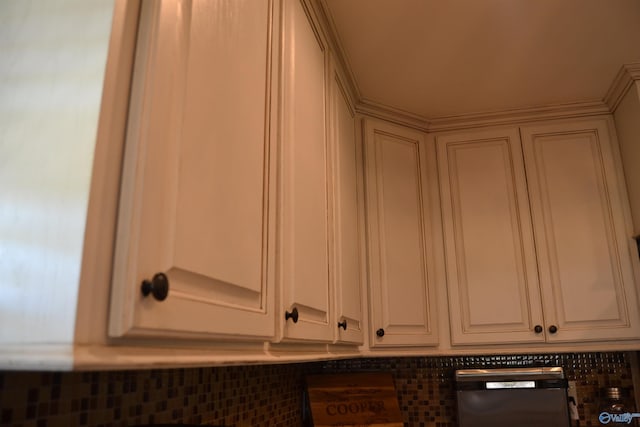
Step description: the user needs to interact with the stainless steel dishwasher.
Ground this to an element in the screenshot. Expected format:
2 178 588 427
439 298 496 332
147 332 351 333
456 367 570 427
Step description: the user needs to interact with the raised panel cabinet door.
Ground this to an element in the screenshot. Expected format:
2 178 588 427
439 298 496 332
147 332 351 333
278 0 333 342
521 118 640 342
364 119 439 347
109 0 278 339
436 127 545 345
330 65 363 345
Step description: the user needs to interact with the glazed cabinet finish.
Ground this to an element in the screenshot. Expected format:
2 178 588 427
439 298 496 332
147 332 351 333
110 0 362 346
278 0 333 342
520 119 640 342
109 0 278 340
364 119 439 347
330 65 364 345
9 0 640 373
438 118 640 345
437 127 545 345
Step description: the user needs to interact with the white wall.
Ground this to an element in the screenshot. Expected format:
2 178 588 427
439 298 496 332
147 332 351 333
614 82 640 236
0 0 115 344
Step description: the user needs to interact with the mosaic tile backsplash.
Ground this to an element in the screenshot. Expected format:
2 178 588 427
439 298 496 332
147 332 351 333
0 352 636 426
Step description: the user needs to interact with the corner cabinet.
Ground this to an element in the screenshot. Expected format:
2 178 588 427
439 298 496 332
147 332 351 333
363 119 440 347
277 0 333 343
277 0 364 345
329 64 365 345
109 0 279 341
437 118 640 345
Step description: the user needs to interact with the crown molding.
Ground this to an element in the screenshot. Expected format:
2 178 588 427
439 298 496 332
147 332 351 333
312 1 634 132
427 101 610 132
355 98 430 132
356 99 610 134
315 0 361 104
604 62 640 113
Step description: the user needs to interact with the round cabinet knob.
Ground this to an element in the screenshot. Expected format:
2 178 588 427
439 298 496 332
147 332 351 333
548 325 558 334
338 320 347 330
376 328 385 338
285 307 299 323
534 325 543 334
141 272 169 301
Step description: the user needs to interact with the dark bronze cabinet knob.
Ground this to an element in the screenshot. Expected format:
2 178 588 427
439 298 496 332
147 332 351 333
376 328 385 337
285 307 299 323
548 325 558 334
338 320 347 330
141 272 169 301
534 325 543 333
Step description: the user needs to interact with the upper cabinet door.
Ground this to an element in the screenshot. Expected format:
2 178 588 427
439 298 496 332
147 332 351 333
278 0 333 342
364 119 439 347
109 0 278 340
521 118 640 342
437 127 545 345
330 64 364 345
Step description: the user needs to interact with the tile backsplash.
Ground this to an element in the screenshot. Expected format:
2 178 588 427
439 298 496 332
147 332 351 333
0 352 636 426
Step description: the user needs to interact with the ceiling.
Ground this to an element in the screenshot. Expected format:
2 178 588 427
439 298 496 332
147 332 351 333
323 0 640 120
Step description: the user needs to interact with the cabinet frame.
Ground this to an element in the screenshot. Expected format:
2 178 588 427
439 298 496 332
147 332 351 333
437 118 640 346
364 119 441 348
521 117 640 342
109 0 280 341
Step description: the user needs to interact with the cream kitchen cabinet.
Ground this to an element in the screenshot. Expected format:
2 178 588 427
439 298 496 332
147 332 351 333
7 0 640 371
277 0 334 343
329 63 365 345
277 0 364 345
363 118 441 348
109 0 280 341
112 0 358 346
437 117 640 346
109 0 370 355
437 126 543 345
2 0 364 369
520 118 640 343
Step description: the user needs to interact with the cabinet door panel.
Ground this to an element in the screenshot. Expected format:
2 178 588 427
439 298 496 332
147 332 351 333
365 120 438 347
437 128 544 345
331 68 363 344
279 0 332 342
521 119 640 341
109 0 277 339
